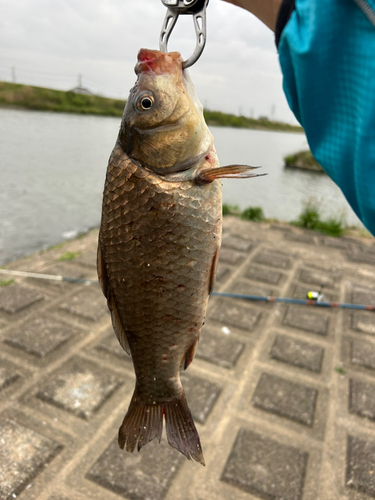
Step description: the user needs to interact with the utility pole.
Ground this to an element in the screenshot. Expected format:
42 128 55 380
78 74 82 88
11 66 16 83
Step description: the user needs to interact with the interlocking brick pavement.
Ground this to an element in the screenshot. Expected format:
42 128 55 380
1 221 375 500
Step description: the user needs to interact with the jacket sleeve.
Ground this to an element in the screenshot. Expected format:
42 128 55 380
277 0 375 236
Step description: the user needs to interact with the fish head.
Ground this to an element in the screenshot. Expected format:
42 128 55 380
120 49 212 175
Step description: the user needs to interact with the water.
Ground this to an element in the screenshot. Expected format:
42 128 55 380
0 108 362 266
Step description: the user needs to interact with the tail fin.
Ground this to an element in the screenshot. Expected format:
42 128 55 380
118 388 205 466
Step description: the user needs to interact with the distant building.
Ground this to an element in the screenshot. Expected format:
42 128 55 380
68 74 94 95
68 85 94 96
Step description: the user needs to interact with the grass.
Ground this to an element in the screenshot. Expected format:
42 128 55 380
0 81 125 116
204 109 303 133
223 198 349 238
222 204 240 216
284 150 324 172
0 278 15 287
0 81 304 132
59 251 81 261
334 366 346 375
241 207 264 222
291 199 346 237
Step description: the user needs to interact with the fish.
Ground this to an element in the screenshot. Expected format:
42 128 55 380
97 48 261 465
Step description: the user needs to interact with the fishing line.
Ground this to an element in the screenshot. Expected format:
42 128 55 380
1 269 374 311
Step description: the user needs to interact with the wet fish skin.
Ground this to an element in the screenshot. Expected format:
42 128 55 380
98 49 258 465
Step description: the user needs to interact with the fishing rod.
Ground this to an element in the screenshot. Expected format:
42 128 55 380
1 268 374 312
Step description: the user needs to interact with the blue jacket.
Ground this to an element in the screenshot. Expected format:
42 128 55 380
277 0 375 235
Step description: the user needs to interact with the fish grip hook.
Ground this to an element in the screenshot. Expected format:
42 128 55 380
159 0 209 69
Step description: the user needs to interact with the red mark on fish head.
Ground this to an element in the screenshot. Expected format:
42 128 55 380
135 49 183 76
204 153 215 164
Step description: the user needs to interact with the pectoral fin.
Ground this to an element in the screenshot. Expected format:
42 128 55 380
196 165 265 183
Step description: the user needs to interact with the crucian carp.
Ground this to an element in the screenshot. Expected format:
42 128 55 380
97 48 261 465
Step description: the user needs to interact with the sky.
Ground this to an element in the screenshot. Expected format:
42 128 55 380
0 0 298 123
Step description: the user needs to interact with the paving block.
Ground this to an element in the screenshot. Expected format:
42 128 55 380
349 378 375 421
285 231 316 244
95 332 131 362
283 306 329 336
0 367 20 392
180 373 222 424
346 250 375 266
252 373 317 426
218 248 246 266
347 435 375 497
352 286 375 305
0 419 62 500
351 339 375 370
197 326 245 369
270 334 324 373
299 267 337 288
253 249 292 269
59 287 108 321
323 237 351 249
221 428 308 500
0 284 44 314
221 234 255 252
74 248 97 268
215 265 231 283
352 312 375 335
245 265 283 285
86 436 183 500
211 301 261 332
229 279 273 298
4 316 77 358
36 359 123 420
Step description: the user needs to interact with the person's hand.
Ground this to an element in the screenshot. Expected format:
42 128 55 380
220 0 282 31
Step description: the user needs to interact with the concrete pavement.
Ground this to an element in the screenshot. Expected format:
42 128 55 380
1 218 375 500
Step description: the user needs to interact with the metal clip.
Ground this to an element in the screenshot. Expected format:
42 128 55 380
159 0 209 69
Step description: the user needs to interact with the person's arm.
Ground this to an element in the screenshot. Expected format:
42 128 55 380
221 0 282 31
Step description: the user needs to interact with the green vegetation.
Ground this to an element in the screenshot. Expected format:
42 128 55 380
291 199 346 237
284 150 324 172
59 251 81 261
241 206 264 222
222 204 241 216
223 198 349 237
0 278 15 287
0 81 303 132
204 109 303 133
334 366 346 375
0 81 125 116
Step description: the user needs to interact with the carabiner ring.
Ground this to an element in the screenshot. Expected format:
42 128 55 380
159 0 209 69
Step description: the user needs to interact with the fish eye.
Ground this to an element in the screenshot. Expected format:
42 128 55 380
137 93 154 111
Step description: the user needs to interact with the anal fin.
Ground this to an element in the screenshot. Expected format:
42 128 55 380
196 164 266 183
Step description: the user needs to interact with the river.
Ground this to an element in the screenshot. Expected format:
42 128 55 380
0 108 362 266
